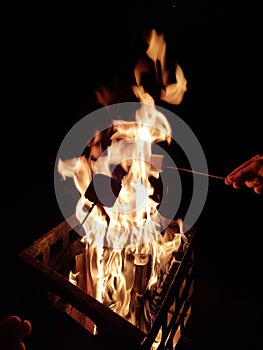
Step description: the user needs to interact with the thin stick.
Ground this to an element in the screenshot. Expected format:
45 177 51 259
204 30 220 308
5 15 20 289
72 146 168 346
165 166 225 180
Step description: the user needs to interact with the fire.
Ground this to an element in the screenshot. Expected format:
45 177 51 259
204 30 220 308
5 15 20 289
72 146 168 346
58 29 188 336
134 29 187 105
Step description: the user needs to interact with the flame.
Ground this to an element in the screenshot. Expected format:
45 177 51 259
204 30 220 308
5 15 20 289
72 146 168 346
144 29 187 105
58 29 189 337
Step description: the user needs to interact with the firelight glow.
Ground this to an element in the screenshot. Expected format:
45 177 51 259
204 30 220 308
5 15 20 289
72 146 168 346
58 29 191 338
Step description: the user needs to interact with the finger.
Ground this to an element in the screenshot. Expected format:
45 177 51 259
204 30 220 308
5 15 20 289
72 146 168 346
21 320 32 339
251 178 263 194
226 154 263 179
245 179 259 188
226 156 257 177
232 181 243 189
226 167 256 185
0 316 32 341
254 184 263 194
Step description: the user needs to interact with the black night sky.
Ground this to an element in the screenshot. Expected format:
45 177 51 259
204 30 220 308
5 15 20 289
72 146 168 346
1 1 262 349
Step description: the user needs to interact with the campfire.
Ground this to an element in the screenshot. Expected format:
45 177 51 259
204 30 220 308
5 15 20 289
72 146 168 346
20 29 199 349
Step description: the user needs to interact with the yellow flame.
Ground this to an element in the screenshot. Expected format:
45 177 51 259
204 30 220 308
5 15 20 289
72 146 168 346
144 28 187 105
61 29 189 333
146 29 166 76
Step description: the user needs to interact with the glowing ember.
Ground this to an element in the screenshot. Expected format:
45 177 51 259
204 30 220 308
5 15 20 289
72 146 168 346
57 29 188 336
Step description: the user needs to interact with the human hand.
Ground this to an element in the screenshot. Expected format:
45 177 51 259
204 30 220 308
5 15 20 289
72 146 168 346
0 315 32 350
225 154 263 194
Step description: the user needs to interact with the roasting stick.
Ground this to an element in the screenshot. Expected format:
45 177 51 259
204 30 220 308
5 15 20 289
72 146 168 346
165 166 225 180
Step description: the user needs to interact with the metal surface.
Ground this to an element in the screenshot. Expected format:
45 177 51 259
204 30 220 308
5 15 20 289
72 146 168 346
19 215 196 350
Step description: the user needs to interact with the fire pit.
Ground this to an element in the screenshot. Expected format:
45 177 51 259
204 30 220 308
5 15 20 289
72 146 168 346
19 28 203 350
19 214 196 350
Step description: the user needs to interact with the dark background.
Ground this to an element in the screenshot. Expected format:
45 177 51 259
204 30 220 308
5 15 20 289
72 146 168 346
1 1 262 349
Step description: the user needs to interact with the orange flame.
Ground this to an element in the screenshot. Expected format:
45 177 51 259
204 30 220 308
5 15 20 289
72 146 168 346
144 29 187 105
58 28 188 334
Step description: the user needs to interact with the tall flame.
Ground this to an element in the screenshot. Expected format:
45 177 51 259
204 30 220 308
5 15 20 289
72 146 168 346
58 29 188 335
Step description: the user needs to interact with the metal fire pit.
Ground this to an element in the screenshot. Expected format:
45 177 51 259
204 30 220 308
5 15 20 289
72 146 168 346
19 214 196 350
